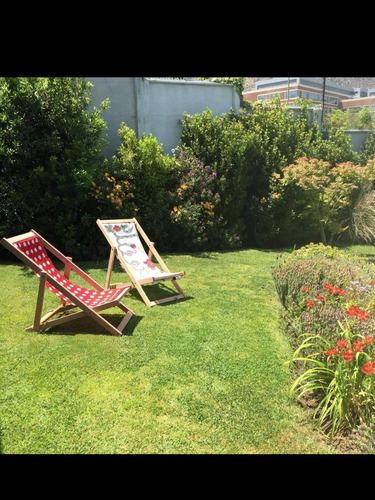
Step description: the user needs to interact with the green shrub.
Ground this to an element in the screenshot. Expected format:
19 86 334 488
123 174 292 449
109 124 177 246
272 244 354 314
179 102 359 248
0 77 109 258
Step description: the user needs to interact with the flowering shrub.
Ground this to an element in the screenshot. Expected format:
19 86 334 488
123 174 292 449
92 171 136 216
290 321 375 436
168 149 241 251
271 157 375 245
274 243 375 438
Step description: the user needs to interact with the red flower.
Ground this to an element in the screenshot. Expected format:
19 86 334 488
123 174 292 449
324 283 346 295
353 339 364 352
343 349 354 362
306 300 315 307
346 305 360 317
324 349 334 357
358 310 370 321
364 336 374 345
303 286 310 293
316 294 327 302
345 306 370 321
370 281 375 287
362 362 374 375
337 339 348 349
113 225 120 232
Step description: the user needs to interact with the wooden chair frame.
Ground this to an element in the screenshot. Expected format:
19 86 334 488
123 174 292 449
97 218 186 307
1 230 134 336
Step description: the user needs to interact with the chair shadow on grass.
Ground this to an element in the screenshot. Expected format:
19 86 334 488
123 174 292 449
127 281 194 306
38 313 143 337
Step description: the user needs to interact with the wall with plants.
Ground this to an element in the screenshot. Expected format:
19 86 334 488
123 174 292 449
3 79 375 259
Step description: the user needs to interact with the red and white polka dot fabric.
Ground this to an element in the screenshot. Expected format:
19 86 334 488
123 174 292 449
13 235 125 307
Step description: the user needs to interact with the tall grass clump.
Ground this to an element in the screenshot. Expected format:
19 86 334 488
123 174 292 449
349 190 375 244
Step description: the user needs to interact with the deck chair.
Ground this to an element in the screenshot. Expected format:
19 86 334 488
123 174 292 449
1 230 134 336
96 218 186 307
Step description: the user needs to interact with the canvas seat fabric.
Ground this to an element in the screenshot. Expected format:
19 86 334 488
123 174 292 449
102 222 179 281
13 235 124 307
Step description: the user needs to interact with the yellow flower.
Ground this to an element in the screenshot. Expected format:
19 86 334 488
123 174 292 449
181 184 188 191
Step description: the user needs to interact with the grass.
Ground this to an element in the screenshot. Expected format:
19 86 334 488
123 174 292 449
0 247 342 454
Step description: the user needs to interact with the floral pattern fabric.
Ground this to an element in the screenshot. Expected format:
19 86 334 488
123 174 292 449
103 223 170 281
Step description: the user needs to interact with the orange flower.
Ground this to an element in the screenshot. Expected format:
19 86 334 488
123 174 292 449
353 339 364 352
362 362 374 375
337 339 348 349
343 349 354 362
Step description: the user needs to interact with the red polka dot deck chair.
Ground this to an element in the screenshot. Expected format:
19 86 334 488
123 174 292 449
1 230 134 336
96 218 186 307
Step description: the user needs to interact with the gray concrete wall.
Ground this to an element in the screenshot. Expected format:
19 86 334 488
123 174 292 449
345 129 371 152
88 77 240 156
89 77 137 157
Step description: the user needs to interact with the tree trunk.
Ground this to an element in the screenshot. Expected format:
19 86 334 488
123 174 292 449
319 221 327 245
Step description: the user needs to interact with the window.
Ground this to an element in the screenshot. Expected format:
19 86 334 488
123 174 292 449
258 94 266 101
288 90 298 99
326 95 338 105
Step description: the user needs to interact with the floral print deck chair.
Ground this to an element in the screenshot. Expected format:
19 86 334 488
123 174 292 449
1 230 134 336
97 218 186 307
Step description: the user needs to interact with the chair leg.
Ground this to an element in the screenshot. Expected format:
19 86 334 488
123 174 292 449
31 271 47 331
105 247 116 289
134 282 154 307
172 278 186 297
116 302 135 331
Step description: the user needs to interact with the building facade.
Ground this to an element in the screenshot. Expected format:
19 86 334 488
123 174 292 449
243 77 355 110
341 88 375 113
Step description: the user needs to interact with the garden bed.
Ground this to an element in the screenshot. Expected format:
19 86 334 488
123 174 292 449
272 243 375 453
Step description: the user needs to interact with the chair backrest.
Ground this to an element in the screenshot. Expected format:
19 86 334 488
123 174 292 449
99 221 166 281
8 233 75 304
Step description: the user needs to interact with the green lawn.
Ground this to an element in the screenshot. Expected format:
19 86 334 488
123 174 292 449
0 248 337 454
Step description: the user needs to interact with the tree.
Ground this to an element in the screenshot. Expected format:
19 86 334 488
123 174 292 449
275 157 375 245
